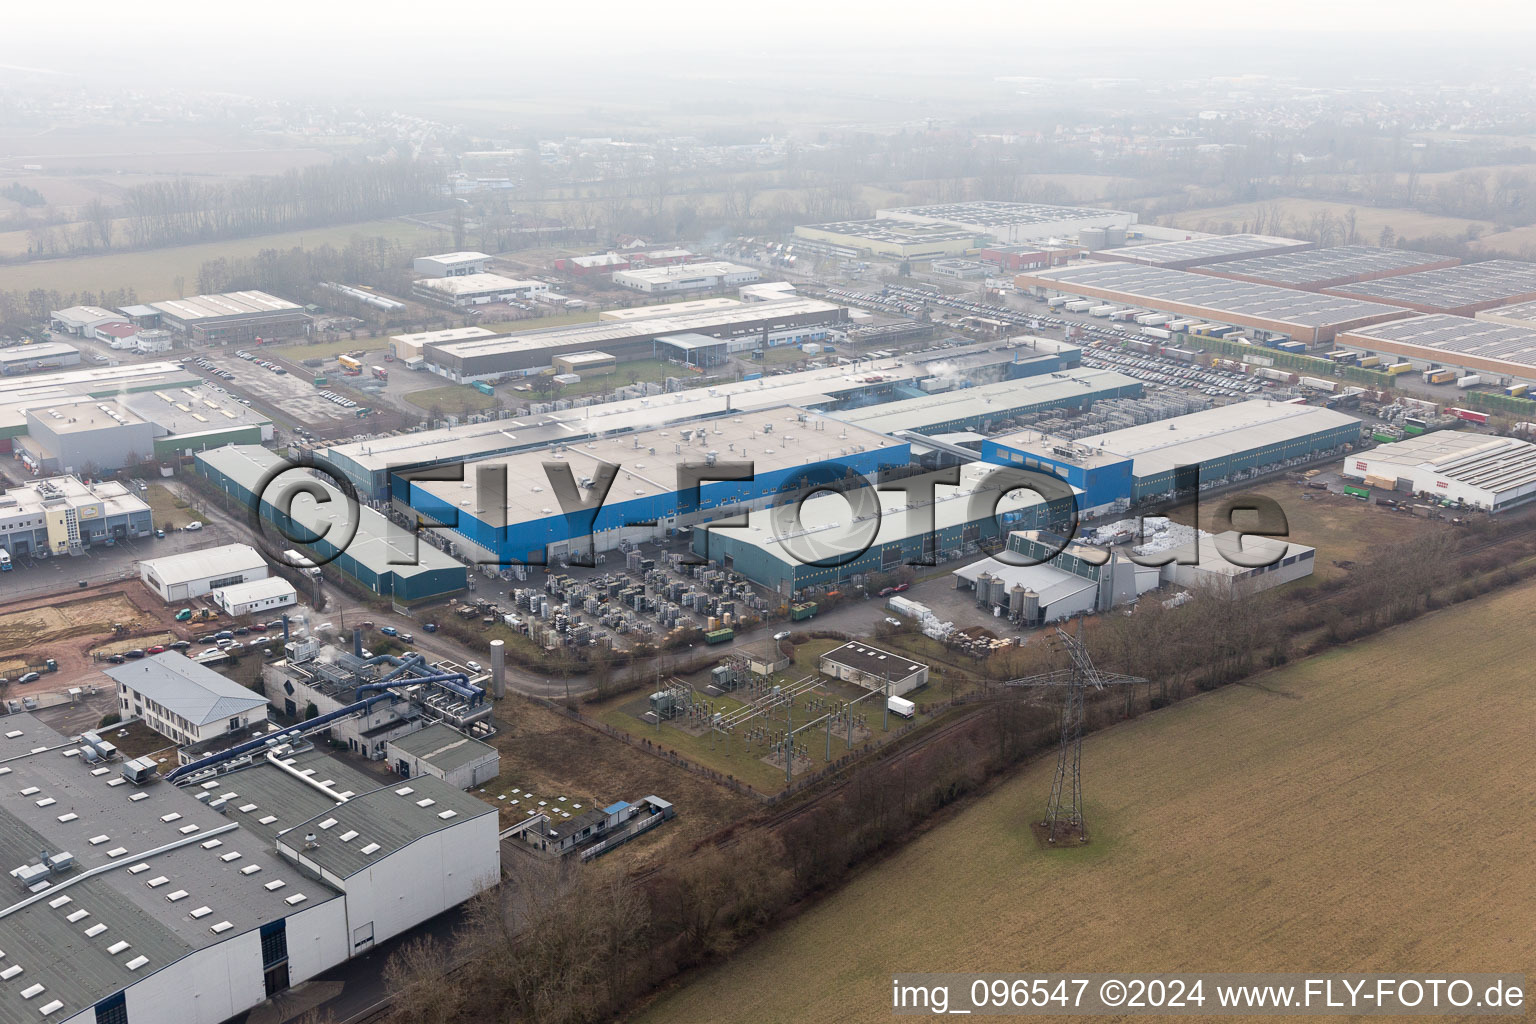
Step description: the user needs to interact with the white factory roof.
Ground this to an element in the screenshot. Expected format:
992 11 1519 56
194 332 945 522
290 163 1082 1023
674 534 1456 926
390 326 500 346
600 297 744 321
148 291 302 322
834 368 1140 435
1352 431 1536 494
699 462 1055 562
414 273 544 296
324 355 921 475
1158 531 1315 578
24 395 149 433
417 250 491 264
951 555 1098 608
104 652 268 726
0 342 78 364
51 305 121 325
140 543 269 587
612 261 756 284
993 400 1361 479
413 405 905 527
0 475 149 517
210 575 298 606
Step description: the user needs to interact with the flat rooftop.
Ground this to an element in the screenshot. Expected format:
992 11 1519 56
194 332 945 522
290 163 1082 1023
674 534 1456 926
797 219 980 244
1021 263 1408 329
427 298 843 360
418 251 491 264
600 297 744 321
1100 233 1310 267
0 475 148 513
820 641 926 679
25 396 148 434
1357 432 1536 493
414 273 544 296
413 405 905 528
833 368 1141 436
148 291 302 322
388 722 495 773
993 401 1361 479
1197 245 1456 288
613 261 755 284
879 201 1130 229
1324 259 1536 312
0 342 78 364
391 327 501 346
1478 299 1536 324
1338 314 1536 372
122 382 272 433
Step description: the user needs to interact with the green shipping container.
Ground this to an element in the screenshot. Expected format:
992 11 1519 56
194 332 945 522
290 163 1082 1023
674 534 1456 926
313 376 328 386
1403 424 1426 435
1372 431 1399 443
789 602 818 621
704 628 734 644
1343 485 1371 499
473 381 495 396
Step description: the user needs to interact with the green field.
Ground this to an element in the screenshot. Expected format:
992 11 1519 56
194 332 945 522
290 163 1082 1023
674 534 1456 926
0 218 448 297
404 385 498 417
640 578 1536 1024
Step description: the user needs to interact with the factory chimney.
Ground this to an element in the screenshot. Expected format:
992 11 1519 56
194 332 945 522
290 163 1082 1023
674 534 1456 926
489 639 506 700
352 627 364 659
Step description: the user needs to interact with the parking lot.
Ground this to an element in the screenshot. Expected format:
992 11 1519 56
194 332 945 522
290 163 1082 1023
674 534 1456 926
187 351 366 428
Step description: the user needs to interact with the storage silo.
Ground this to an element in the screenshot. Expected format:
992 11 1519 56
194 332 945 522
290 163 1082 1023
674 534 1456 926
1104 226 1128 248
1011 586 1040 624
1080 226 1109 250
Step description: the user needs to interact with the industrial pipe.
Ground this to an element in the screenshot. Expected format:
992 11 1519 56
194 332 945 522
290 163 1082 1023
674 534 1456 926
165 691 396 783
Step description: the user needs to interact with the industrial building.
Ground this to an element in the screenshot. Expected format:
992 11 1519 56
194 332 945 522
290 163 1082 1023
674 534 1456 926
386 723 499 790
1090 233 1312 270
0 342 79 375
553 252 632 275
983 400 1364 509
952 529 1161 625
196 445 469 602
976 244 1083 271
404 406 909 566
49 305 123 338
1474 299 1536 330
139 544 270 603
831 367 1141 437
1336 314 1536 382
611 261 760 294
552 351 616 376
690 462 1075 595
260 634 493 759
876 201 1137 244
389 326 501 363
818 642 929 696
14 398 157 475
146 291 309 343
599 297 745 322
792 219 981 259
211 576 298 617
107 651 270 747
1015 262 1409 344
1192 245 1459 290
0 362 200 453
0 476 152 559
412 251 493 277
1342 432 1536 511
411 274 549 307
418 298 846 382
320 354 926 501
1323 259 1536 315
0 711 498 1024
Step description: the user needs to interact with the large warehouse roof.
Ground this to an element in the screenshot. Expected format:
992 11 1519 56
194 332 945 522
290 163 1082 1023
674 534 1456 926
1095 233 1310 268
148 291 302 323
414 273 543 296
412 406 905 527
1196 245 1459 289
139 543 269 587
1018 263 1408 331
832 368 1141 436
1476 299 1536 328
994 400 1361 480
1346 432 1536 509
796 219 980 244
879 201 1130 230
1337 314 1536 378
1323 259 1536 313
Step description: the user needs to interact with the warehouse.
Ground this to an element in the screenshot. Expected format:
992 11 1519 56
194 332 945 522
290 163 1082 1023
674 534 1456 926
1015 262 1409 344
975 244 1083 271
0 713 499 1024
877 201 1136 243
420 298 847 382
1160 531 1317 596
552 351 616 376
1336 314 1536 381
49 304 122 337
1193 244 1459 290
386 722 500 790
599 297 745 321
831 367 1143 437
0 475 152 559
389 326 501 362
554 252 632 275
611 261 760 294
15 397 157 474
140 543 270 602
406 406 910 566
0 362 202 452
690 462 1075 594
1091 233 1312 270
1323 259 1536 315
211 576 298 617
653 332 733 367
412 273 549 307
952 529 1159 624
196 445 468 602
793 219 981 259
0 341 79 374
983 400 1364 507
106 651 270 747
321 355 923 500
1342 431 1536 511
818 642 929 696
413 251 493 277
148 291 309 343
1474 299 1536 330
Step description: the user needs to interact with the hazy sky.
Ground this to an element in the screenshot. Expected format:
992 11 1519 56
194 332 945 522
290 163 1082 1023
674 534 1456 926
3 0 1534 98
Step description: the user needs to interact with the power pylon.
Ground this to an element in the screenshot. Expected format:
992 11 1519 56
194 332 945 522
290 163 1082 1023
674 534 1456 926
1004 618 1143 845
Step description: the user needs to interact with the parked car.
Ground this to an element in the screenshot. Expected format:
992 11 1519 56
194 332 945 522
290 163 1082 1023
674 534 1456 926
17 672 40 685
154 529 166 539
379 625 398 637
124 649 146 659
184 521 204 532
233 626 250 636
214 630 234 641
170 640 192 650
146 645 167 654
424 623 438 633
465 660 483 673
399 632 414 643
249 622 268 632
195 633 218 644
106 655 127 664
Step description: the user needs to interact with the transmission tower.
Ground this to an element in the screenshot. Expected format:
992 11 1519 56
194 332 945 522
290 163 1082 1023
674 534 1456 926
1003 618 1143 846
